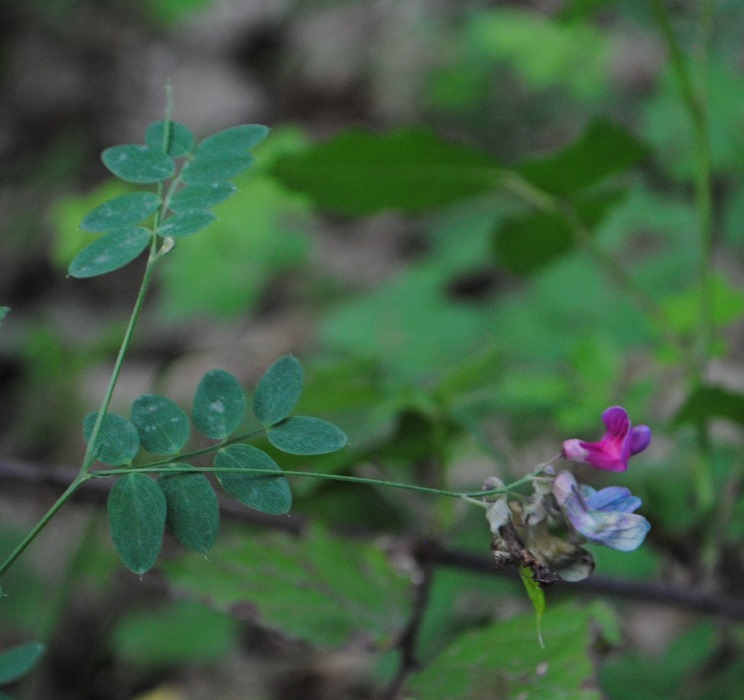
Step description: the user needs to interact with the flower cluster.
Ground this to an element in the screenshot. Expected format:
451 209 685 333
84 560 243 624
484 406 651 583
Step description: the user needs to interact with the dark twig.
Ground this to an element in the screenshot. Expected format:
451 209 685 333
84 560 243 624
3 458 744 620
383 541 437 699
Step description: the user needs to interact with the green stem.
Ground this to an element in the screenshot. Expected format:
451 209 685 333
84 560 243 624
0 475 91 579
80 255 160 474
92 464 538 500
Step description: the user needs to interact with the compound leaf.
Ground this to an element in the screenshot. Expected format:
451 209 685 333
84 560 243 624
131 394 190 454
68 227 151 278
253 355 303 426
214 444 291 515
192 369 246 439
108 473 166 575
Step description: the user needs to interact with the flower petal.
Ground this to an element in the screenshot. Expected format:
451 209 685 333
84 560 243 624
629 425 652 455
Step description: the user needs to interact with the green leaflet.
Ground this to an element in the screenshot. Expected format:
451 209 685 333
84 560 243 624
253 354 303 426
68 227 152 278
0 642 45 685
145 120 195 157
267 416 348 455
108 473 166 575
101 144 175 183
192 369 247 440
80 192 161 233
131 394 190 454
158 468 219 553
83 412 140 466
214 444 292 515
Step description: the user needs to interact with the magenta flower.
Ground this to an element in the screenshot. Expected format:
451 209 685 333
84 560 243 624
562 406 651 472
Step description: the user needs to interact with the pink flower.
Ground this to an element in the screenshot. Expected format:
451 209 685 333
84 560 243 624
562 406 651 472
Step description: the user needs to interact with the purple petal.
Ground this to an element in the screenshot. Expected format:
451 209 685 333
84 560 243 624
601 406 630 438
629 425 652 456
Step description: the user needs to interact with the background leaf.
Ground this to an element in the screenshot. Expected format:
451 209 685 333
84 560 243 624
192 369 246 439
158 468 219 553
271 127 501 215
0 642 45 685
214 444 292 515
674 386 744 428
253 354 303 426
515 119 649 196
83 412 140 466
101 144 175 183
80 192 161 232
408 602 607 699
162 524 411 647
108 473 166 575
267 417 348 455
68 227 151 278
130 394 190 454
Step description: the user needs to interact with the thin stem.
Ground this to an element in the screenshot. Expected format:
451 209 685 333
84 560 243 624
80 256 160 475
91 463 538 500
0 475 91 579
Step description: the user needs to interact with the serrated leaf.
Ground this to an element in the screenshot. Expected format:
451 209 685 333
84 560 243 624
674 385 744 428
131 394 190 454
168 182 237 212
68 227 151 278
83 412 141 466
0 642 45 684
253 355 303 426
156 209 216 238
181 124 269 184
145 120 195 157
408 603 605 700
214 444 291 515
158 468 219 553
108 473 166 574
267 416 348 455
101 144 175 183
162 524 410 647
192 369 246 439
80 192 161 233
271 127 501 216
516 119 649 196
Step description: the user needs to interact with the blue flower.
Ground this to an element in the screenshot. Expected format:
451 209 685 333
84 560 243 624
552 470 650 552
